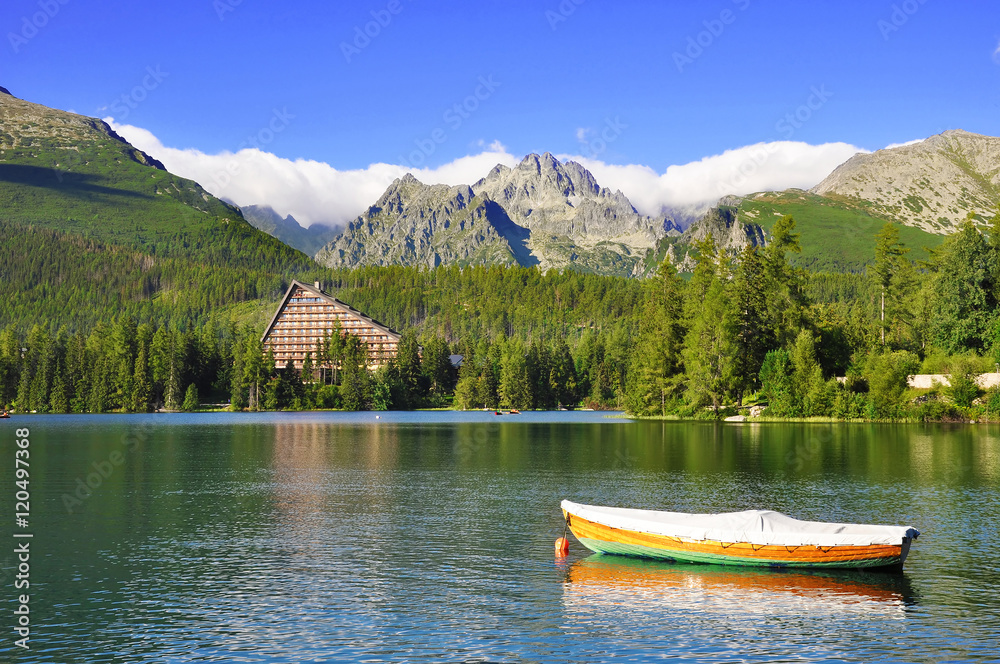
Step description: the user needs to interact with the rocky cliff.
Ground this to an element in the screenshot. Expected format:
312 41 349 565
314 174 525 269
315 153 679 276
811 129 1000 233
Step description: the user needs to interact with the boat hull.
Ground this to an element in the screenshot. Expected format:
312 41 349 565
564 509 912 569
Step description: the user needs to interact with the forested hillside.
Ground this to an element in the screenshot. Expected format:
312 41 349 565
3 211 999 420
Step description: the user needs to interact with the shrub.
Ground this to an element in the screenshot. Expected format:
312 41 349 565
947 357 981 408
912 399 965 422
864 350 920 419
833 388 868 420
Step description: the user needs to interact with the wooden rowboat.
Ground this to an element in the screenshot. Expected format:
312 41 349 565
562 500 919 569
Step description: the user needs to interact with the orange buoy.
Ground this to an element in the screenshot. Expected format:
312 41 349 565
555 537 570 557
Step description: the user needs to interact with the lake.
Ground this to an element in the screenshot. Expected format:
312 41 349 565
2 412 999 662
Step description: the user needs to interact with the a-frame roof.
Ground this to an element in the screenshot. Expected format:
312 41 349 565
260 280 402 343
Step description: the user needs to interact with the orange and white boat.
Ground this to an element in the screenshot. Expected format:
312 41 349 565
561 500 919 569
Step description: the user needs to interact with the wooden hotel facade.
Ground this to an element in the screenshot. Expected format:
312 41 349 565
261 280 402 371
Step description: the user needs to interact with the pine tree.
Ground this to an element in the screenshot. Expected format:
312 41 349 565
110 318 138 410
131 345 152 413
628 261 686 415
499 340 531 410
49 362 69 414
396 329 423 408
763 215 808 347
550 338 580 409
683 278 734 413
726 245 773 406
340 335 371 411
931 218 997 354
0 328 20 408
872 223 911 347
182 383 199 412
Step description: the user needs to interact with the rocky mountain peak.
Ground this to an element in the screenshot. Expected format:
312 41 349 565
812 129 1000 233
317 152 679 276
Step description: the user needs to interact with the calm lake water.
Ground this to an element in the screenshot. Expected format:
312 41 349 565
2 412 999 663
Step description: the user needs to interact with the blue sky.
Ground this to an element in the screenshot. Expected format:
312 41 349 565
3 0 1000 225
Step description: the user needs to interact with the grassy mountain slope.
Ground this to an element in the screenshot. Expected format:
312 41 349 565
738 190 945 272
0 88 316 331
648 189 946 274
0 89 313 271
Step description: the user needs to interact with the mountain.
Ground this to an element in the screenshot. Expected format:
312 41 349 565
657 130 1000 273
0 86 315 330
0 86 311 270
657 189 947 274
812 129 1000 233
240 204 340 257
316 153 679 277
315 174 527 269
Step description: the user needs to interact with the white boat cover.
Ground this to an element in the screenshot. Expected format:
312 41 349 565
562 501 919 548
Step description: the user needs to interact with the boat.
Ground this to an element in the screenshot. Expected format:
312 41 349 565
0 412 9 419
561 500 919 569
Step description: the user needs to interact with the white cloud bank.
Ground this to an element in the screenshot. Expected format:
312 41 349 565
109 120 864 228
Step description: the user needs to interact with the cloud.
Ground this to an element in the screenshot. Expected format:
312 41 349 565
559 141 866 217
111 120 864 228
994 40 1000 64
109 120 516 228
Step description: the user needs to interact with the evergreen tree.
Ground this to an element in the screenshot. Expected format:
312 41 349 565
499 339 531 410
49 361 69 414
790 329 829 417
110 318 138 410
931 219 997 354
396 329 424 408
182 383 199 412
872 223 911 347
131 345 152 413
683 278 734 413
759 349 795 416
763 215 809 346
550 338 580 409
628 261 686 415
0 328 20 408
527 341 554 409
421 335 455 402
340 335 371 411
727 245 774 405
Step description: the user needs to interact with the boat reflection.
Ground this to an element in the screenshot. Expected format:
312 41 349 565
562 554 915 620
